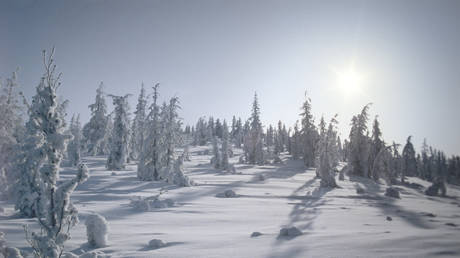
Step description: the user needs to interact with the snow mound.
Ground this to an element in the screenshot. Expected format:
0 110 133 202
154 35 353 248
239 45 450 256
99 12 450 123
129 196 175 211
356 186 365 194
111 172 117 176
79 250 110 258
386 216 393 221
215 189 237 198
258 174 265 181
1 232 23 258
385 187 400 199
278 226 302 239
61 252 79 258
250 232 262 237
85 214 109 247
148 239 166 249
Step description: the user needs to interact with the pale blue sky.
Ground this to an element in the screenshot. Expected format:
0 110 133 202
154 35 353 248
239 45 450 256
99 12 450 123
1 0 459 155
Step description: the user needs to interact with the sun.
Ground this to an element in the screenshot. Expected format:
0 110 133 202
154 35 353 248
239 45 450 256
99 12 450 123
334 66 363 95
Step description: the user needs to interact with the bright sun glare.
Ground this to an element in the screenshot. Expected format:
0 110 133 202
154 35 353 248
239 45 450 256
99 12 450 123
333 64 365 97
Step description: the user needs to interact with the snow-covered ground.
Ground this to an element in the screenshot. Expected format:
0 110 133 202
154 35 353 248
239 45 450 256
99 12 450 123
1 145 460 257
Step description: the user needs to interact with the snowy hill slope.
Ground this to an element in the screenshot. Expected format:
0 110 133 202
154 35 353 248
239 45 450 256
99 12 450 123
1 145 460 257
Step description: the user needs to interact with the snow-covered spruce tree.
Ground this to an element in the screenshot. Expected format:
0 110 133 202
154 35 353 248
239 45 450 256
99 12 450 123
266 125 274 148
232 117 244 148
129 84 147 161
290 121 302 160
27 164 89 258
215 118 223 139
0 71 24 199
243 93 265 165
193 117 208 146
348 104 371 177
299 94 318 167
82 82 108 155
372 145 394 184
369 116 384 180
67 114 82 167
159 97 181 180
15 50 73 217
389 142 401 184
221 121 231 170
211 136 221 169
14 49 88 257
317 116 339 188
138 84 162 181
401 136 416 183
106 94 130 170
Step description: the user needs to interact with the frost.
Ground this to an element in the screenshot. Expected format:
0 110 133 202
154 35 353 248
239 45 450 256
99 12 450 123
85 214 109 247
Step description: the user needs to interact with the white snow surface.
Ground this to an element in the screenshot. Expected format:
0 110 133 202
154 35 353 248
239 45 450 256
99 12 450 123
1 145 460 257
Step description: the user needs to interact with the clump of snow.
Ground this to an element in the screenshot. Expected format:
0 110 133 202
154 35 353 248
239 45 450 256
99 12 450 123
215 189 237 198
61 252 79 258
386 216 393 221
356 186 365 194
129 195 175 211
85 214 109 247
385 187 400 199
273 155 283 164
250 232 262 237
278 226 302 238
79 250 109 258
0 232 23 258
425 182 447 197
148 239 166 249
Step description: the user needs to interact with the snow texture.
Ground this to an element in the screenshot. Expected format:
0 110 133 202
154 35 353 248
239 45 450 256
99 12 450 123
85 214 109 247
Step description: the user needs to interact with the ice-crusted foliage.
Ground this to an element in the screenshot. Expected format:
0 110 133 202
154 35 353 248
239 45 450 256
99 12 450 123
402 136 417 182
138 84 162 181
368 116 384 180
211 136 221 169
243 93 265 165
1 232 24 258
317 116 339 188
0 71 24 199
138 85 182 183
299 94 318 167
67 115 82 167
372 146 394 184
85 214 109 248
106 94 130 170
26 163 89 258
15 50 72 217
129 84 147 161
221 121 231 170
82 83 108 155
349 104 371 177
160 97 181 177
166 153 192 187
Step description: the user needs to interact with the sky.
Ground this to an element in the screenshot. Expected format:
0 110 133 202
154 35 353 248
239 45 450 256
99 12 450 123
1 0 460 155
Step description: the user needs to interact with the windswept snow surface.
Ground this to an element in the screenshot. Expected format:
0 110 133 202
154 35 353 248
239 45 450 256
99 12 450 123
1 145 460 257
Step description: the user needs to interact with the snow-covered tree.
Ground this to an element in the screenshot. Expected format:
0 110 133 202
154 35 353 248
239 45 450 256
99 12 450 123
243 93 264 165
290 121 302 160
159 97 181 179
299 94 318 167
348 104 371 177
67 114 82 167
106 94 130 170
401 136 416 183
14 49 89 257
317 116 339 188
221 121 231 170
138 84 162 181
211 136 221 169
83 83 108 155
369 116 384 180
129 84 147 161
0 71 24 199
